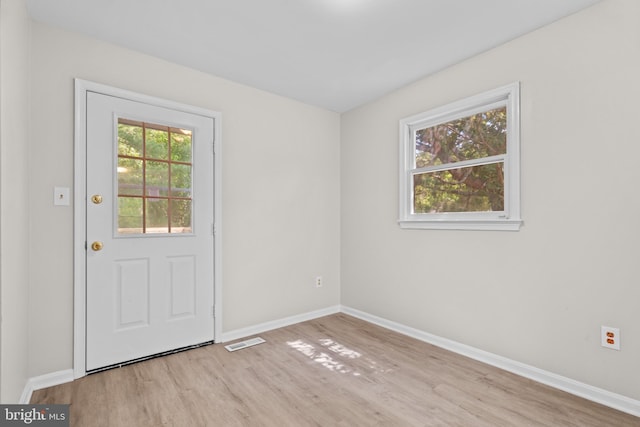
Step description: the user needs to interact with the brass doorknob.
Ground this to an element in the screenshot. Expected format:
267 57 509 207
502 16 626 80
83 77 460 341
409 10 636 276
91 241 104 251
91 194 103 204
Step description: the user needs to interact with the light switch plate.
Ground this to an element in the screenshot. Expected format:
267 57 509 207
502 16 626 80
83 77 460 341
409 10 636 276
54 187 70 206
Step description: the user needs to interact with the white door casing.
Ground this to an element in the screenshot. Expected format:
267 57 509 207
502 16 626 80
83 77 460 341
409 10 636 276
74 80 222 377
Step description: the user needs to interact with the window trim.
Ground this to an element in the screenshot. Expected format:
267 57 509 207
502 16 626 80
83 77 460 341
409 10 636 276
398 82 522 231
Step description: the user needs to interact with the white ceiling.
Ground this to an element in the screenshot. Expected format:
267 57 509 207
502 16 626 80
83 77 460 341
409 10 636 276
26 0 600 112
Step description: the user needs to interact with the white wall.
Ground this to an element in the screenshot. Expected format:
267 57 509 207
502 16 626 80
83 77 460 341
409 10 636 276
0 0 31 403
341 0 640 400
28 22 341 377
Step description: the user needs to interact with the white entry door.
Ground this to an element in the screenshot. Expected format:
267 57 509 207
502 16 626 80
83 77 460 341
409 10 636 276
86 91 215 371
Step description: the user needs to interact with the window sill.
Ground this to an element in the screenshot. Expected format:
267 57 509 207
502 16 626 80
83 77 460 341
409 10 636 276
398 218 522 231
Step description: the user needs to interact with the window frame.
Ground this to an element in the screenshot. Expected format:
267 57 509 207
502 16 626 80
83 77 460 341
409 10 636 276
398 82 522 231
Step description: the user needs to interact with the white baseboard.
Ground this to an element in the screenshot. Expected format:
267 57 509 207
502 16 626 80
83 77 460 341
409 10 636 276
20 369 74 404
340 305 640 418
219 305 341 343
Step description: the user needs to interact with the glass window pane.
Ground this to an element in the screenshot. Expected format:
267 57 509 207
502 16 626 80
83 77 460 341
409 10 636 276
171 199 192 233
118 121 143 157
413 163 504 213
118 158 143 196
118 197 143 234
146 198 169 233
415 107 506 168
171 164 192 198
116 119 197 236
170 130 192 162
146 128 169 160
146 161 169 197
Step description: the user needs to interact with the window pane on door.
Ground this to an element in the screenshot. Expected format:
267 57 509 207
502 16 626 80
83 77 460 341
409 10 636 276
118 158 143 196
146 198 169 233
171 199 192 233
146 127 169 160
171 164 191 198
118 120 143 156
171 131 192 162
146 161 169 197
117 118 193 235
118 197 143 234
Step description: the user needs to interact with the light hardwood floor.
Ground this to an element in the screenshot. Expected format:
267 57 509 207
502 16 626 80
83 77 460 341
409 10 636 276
32 314 638 426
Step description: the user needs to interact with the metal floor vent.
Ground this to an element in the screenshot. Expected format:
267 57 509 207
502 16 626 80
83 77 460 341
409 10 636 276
225 337 266 352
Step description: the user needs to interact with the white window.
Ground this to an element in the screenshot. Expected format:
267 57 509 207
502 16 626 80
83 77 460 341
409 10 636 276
399 82 521 231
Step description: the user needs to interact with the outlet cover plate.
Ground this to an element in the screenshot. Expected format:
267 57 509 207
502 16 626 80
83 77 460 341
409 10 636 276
601 326 620 350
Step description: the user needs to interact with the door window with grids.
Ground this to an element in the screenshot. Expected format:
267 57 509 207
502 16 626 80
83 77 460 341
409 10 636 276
399 83 521 231
117 118 193 234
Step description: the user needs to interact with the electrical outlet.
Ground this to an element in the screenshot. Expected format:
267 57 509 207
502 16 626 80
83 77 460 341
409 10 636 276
315 276 323 288
601 326 620 350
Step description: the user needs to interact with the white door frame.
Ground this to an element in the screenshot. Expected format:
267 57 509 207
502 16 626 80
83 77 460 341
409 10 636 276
73 79 223 379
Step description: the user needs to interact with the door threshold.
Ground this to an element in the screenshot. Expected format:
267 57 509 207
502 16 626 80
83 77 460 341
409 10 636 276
87 340 214 374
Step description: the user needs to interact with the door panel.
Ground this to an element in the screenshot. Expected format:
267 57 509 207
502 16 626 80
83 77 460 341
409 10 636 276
115 258 150 329
86 91 214 371
168 255 196 319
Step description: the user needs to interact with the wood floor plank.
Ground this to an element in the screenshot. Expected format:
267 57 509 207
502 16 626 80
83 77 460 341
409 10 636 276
31 313 639 426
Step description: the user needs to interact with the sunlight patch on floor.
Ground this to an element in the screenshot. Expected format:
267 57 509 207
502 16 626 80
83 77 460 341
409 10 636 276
287 338 393 377
287 339 356 375
317 338 361 359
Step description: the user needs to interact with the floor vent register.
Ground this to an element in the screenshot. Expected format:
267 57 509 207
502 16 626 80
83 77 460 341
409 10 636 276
225 337 266 352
